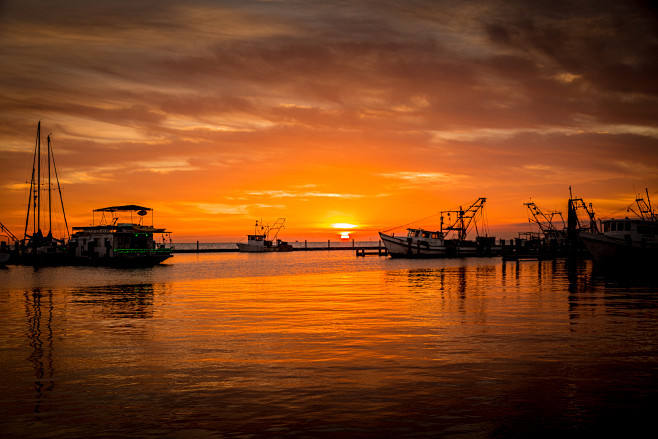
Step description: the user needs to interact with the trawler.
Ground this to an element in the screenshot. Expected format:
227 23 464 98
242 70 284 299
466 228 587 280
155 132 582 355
68 205 173 267
379 198 498 258
579 189 658 265
237 218 293 252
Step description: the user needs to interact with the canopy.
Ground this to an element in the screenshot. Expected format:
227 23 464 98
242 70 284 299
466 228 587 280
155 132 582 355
94 205 152 212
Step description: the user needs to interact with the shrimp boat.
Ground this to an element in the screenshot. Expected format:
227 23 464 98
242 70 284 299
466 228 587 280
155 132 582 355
379 198 499 258
20 121 71 265
237 218 293 252
68 205 173 267
578 189 658 265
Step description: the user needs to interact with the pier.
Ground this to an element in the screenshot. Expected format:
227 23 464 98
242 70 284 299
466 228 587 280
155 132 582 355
355 243 388 257
172 240 387 254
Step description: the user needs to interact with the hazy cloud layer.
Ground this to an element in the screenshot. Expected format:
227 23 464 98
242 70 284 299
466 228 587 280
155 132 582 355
1 0 657 238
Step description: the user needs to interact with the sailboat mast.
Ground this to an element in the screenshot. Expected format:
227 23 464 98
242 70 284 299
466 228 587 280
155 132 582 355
37 121 41 233
50 142 70 238
24 125 38 240
48 134 52 233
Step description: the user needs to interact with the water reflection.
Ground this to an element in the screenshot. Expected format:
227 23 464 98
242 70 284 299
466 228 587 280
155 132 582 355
2 258 657 437
70 283 165 320
24 288 55 416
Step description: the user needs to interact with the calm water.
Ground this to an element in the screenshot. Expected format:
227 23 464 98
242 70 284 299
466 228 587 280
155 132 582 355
1 252 657 438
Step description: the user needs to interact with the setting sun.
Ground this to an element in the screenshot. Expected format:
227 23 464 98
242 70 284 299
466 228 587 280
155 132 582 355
331 223 358 229
339 231 351 240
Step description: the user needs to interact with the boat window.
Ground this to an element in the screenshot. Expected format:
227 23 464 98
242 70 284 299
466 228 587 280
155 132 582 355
422 231 430 238
625 222 631 231
603 223 610 232
638 225 650 235
431 233 440 239
611 222 617 231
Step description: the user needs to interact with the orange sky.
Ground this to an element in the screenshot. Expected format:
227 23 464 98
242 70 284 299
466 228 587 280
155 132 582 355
1 0 657 242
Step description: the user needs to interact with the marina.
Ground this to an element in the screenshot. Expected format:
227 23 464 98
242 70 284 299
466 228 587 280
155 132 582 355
1 2 656 438
3 183 657 266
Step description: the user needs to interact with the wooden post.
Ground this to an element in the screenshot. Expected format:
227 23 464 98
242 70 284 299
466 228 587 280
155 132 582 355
196 240 199 252
327 239 330 250
305 239 307 249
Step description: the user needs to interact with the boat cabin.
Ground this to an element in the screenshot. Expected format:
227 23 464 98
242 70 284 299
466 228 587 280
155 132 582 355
601 218 658 242
407 228 444 240
246 234 272 247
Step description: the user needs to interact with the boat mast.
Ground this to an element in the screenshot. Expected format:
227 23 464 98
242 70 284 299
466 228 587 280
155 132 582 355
48 134 52 234
441 198 487 241
37 121 41 235
642 188 655 221
24 123 39 240
50 136 70 237
634 188 656 221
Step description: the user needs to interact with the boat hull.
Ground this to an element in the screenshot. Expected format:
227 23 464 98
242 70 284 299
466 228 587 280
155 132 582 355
237 243 275 252
0 252 12 266
379 232 498 258
71 253 173 267
380 232 448 258
236 243 293 252
579 231 658 264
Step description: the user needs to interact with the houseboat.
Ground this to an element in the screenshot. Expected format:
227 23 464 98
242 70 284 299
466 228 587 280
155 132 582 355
68 205 173 267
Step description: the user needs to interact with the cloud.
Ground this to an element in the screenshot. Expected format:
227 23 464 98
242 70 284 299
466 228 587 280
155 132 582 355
0 0 657 237
379 171 468 187
247 190 365 199
186 202 285 215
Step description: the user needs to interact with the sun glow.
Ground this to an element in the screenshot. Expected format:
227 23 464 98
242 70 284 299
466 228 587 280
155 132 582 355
331 223 358 229
339 231 351 240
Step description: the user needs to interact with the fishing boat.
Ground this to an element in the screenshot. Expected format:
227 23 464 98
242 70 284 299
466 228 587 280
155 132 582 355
237 218 293 252
68 205 173 267
20 121 71 265
379 198 499 258
503 190 596 260
579 190 658 265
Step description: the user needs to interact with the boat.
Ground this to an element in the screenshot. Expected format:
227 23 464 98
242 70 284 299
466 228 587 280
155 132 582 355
20 121 70 265
579 189 658 265
379 198 499 258
0 220 20 266
68 205 173 267
237 218 293 252
502 191 596 261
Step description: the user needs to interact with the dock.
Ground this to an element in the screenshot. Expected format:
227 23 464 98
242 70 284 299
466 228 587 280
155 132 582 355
355 246 388 257
173 240 388 255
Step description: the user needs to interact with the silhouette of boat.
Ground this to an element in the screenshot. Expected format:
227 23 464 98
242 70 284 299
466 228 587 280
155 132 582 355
237 218 293 252
1 220 19 266
379 198 498 258
579 189 658 265
68 205 173 267
20 122 70 265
